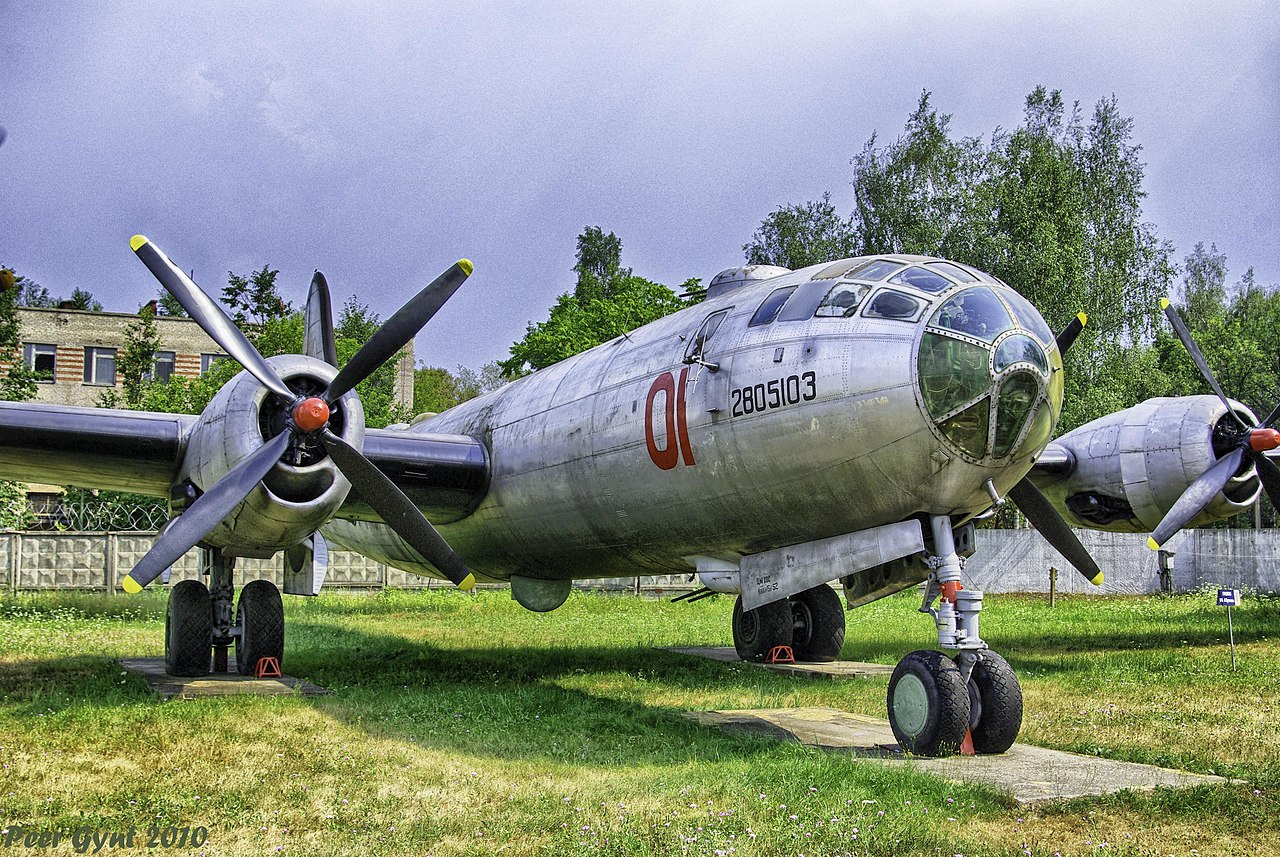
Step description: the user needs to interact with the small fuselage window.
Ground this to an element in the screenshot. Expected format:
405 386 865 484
749 286 798 326
862 289 924 321
814 281 871 318
889 266 954 293
846 259 905 281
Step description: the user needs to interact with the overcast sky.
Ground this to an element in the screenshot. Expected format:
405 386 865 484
1 2 1276 371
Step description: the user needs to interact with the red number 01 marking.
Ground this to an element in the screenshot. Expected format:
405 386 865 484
645 367 696 470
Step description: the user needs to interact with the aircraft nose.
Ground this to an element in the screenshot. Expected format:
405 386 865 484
917 286 1061 462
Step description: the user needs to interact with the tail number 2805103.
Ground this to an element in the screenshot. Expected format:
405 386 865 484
731 371 816 417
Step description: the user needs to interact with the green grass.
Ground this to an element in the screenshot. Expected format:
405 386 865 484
1 589 1277 856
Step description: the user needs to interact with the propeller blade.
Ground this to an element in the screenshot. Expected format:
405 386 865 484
320 429 475 590
304 271 338 367
1147 446 1246 550
121 432 291 592
130 235 296 402
325 260 473 403
1160 298 1246 430
1054 312 1088 356
1008 477 1104 586
1252 450 1280 508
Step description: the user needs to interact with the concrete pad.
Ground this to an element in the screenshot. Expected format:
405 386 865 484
122 657 330 701
661 646 894 679
686 707 1227 803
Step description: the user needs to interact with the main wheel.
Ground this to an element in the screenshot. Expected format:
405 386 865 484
967 650 1023 754
235 579 284 675
789 585 845 662
887 650 970 756
165 579 212 677
732 595 793 661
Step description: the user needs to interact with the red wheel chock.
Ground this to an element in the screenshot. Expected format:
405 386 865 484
960 728 975 756
765 645 795 664
254 657 282 678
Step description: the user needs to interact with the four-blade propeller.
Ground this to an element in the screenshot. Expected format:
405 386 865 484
122 236 476 593
1009 311 1105 587
1146 298 1280 549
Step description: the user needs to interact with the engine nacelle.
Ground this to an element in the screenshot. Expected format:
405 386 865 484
1039 396 1259 534
178 355 365 557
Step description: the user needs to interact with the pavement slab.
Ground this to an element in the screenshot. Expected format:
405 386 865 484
661 646 895 678
686 707 1227 803
122 657 330 700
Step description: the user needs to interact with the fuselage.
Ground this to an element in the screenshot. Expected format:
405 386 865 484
325 255 1064 582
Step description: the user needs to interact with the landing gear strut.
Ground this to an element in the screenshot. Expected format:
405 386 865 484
162 547 285 677
885 516 1023 756
731 585 846 662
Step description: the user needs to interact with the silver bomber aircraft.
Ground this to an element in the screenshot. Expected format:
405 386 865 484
3 237 1278 757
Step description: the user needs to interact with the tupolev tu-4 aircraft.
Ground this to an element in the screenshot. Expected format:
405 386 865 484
2 236 1276 757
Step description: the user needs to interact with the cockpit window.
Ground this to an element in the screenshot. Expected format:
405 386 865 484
918 333 991 419
996 287 1056 347
889 266 954 293
862 289 924 321
846 259 905 281
992 372 1040 457
994 334 1049 374
940 397 990 459
929 287 1013 342
749 286 798 326
684 309 730 362
814 281 871 318
926 261 978 283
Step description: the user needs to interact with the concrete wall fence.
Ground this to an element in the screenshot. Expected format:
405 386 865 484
2 528 1277 596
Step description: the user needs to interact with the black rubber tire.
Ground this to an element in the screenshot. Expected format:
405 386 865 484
789 585 845 662
968 650 1023 754
235 579 284 676
732 595 793 661
165 579 212 677
887 649 970 757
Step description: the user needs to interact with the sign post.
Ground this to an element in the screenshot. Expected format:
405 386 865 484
1217 588 1241 670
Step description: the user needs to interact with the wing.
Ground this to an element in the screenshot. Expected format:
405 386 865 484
0 401 193 497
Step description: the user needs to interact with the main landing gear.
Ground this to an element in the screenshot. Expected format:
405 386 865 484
163 547 285 677
886 515 1022 756
731 583 846 662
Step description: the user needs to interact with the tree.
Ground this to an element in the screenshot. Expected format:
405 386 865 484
1179 242 1228 334
748 86 1176 432
0 267 36 402
107 303 163 408
333 297 408 428
501 227 691 378
67 287 102 311
744 193 857 270
156 289 188 318
222 265 290 330
412 362 505 414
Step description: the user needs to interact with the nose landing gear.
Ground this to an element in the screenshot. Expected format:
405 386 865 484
886 516 1023 757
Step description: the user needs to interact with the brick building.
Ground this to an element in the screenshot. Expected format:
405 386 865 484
7 305 414 410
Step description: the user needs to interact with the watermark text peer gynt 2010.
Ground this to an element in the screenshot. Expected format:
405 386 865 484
3 825 209 852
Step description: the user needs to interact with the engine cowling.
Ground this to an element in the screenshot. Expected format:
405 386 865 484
1038 396 1260 534
178 355 366 557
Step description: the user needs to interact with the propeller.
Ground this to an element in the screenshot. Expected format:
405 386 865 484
121 235 476 592
1009 478 1104 586
1146 299 1280 549
1001 310 1104 587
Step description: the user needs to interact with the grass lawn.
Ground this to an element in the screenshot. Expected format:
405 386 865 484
1 588 1277 856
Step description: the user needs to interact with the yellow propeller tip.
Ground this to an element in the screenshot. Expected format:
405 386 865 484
121 575 143 594
1160 297 1171 310
1089 571 1104 586
458 573 476 592
129 235 149 252
1077 311 1088 326
1147 536 1161 551
457 259 473 276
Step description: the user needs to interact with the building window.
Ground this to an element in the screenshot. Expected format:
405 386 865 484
23 343 56 382
146 351 176 382
84 346 117 386
201 353 228 375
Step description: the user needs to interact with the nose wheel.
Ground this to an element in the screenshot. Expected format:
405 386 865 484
886 649 1023 756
